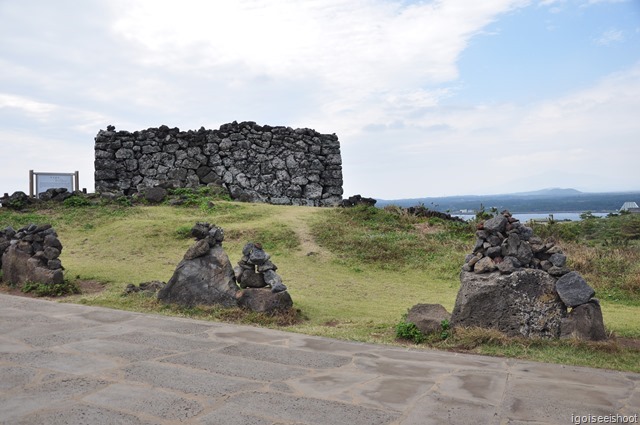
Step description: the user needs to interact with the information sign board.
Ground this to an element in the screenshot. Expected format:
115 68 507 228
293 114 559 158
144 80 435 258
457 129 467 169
36 173 74 195
29 170 79 198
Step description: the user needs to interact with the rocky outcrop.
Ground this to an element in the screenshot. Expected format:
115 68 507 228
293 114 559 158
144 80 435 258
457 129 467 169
1 224 64 286
451 210 606 340
94 122 343 206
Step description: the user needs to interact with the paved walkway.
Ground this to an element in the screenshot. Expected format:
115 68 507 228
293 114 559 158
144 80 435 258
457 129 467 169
0 294 638 425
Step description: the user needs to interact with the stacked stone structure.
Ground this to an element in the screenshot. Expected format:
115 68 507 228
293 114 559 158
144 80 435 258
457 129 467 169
451 211 606 340
158 223 293 313
0 224 64 286
463 211 569 276
235 243 287 293
94 121 343 206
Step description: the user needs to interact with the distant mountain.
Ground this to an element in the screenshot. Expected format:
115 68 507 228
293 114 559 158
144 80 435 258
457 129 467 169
506 188 583 198
375 189 640 214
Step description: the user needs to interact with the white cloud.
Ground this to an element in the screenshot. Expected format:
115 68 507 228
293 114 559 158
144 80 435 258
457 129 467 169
0 93 58 119
1 0 638 198
110 0 529 132
595 29 625 45
342 62 640 197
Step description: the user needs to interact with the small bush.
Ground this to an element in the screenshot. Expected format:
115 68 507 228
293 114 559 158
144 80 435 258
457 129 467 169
63 196 92 208
115 196 133 207
22 280 80 297
395 315 425 344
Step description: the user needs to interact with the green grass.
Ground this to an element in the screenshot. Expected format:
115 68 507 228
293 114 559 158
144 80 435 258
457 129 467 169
1 201 639 372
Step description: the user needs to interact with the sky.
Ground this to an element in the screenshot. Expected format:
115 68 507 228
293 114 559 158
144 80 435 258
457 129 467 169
1 0 639 199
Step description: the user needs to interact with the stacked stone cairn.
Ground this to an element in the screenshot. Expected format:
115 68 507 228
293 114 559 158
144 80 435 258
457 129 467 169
157 223 292 313
235 243 287 293
0 224 64 286
463 210 569 275
451 210 606 340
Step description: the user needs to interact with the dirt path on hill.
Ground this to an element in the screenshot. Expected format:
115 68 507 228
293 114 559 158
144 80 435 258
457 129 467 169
276 206 330 258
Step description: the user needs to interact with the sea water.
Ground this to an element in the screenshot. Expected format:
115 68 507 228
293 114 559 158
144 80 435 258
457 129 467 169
456 212 610 222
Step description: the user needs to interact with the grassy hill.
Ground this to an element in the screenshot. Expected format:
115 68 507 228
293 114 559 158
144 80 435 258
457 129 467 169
1 194 639 371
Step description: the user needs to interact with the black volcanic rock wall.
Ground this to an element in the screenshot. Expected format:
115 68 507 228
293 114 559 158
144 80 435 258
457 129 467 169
94 121 343 206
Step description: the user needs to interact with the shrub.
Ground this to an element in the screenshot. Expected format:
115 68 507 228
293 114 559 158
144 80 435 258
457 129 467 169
63 196 92 208
22 280 80 297
395 314 425 344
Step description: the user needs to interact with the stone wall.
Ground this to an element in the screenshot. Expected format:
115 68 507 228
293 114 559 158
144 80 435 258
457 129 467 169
94 121 343 206
1 224 64 286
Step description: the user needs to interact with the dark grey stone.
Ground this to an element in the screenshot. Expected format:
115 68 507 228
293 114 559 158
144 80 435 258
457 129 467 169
406 303 451 335
549 253 567 267
486 246 502 258
555 271 595 307
248 246 269 265
497 256 520 274
560 300 607 341
263 269 287 292
143 186 167 203
239 270 267 289
236 288 293 313
483 215 507 233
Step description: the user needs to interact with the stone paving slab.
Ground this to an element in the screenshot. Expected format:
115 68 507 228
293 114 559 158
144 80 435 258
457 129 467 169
0 294 638 424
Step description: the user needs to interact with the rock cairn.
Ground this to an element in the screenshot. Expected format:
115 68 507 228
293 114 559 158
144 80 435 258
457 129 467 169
235 243 287 293
158 223 292 313
452 210 606 340
94 122 343 206
464 210 570 276
0 224 64 286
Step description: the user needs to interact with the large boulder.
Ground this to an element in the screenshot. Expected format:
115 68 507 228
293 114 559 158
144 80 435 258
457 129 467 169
560 300 607 341
406 304 451 335
157 244 238 307
236 288 293 313
143 186 168 204
451 269 567 338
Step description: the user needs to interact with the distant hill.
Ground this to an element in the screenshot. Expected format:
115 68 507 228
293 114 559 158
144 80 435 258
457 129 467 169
376 189 640 214
506 188 583 198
